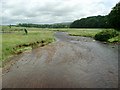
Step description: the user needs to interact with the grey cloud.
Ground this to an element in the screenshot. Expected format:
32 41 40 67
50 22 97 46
1 0 120 25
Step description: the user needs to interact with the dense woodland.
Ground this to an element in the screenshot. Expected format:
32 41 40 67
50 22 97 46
70 15 110 28
108 2 120 30
70 2 120 31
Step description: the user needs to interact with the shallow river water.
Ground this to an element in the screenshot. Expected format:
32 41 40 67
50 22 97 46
2 32 118 88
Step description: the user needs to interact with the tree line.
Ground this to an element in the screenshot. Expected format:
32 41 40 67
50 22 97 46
70 15 110 28
70 2 120 31
16 23 70 28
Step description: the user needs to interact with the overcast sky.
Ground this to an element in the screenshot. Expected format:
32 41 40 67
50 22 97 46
1 0 119 25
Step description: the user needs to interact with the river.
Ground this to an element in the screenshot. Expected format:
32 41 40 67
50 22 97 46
2 32 118 88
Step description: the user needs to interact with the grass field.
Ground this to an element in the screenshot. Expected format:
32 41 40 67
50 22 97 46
67 29 102 37
1 27 55 63
1 26 120 67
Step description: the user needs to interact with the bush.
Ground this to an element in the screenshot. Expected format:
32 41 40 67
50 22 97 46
94 29 119 41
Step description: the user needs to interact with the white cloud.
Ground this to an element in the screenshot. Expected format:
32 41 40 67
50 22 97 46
1 0 120 24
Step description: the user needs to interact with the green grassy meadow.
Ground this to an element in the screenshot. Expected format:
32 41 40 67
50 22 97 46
67 29 102 37
1 27 55 63
1 26 120 66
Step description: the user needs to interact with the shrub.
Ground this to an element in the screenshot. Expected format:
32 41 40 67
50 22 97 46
94 29 119 41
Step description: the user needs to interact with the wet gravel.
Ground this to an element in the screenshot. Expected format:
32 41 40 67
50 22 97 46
2 32 118 88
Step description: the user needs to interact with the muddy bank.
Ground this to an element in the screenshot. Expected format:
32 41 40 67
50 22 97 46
2 32 118 88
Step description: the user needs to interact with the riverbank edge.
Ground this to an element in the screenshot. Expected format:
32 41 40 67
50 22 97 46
68 33 120 44
2 39 55 68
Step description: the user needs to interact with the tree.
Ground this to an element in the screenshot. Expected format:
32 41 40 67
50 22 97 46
108 2 120 30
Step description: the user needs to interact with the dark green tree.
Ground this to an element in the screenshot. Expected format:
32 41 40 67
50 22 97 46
108 2 120 30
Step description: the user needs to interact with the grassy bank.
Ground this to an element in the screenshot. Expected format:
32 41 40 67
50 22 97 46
44 28 120 43
65 28 120 43
67 29 102 37
46 28 102 37
108 35 120 42
94 29 120 43
2 30 54 63
48 28 102 38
